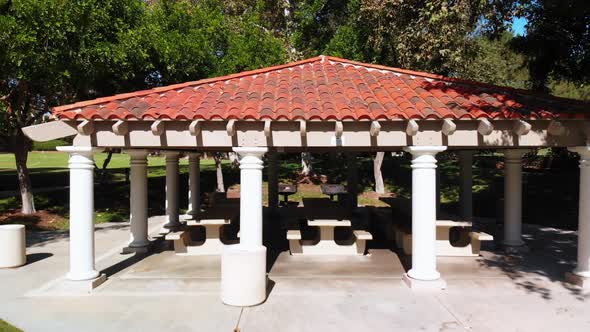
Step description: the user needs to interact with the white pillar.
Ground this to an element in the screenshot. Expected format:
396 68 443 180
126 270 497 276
435 168 441 218
163 151 181 229
503 149 528 251
56 146 103 282
458 151 474 221
125 150 150 252
403 146 447 290
566 146 590 288
187 153 201 217
221 147 267 306
267 152 279 210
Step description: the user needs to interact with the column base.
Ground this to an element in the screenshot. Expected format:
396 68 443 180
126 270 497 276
121 244 150 255
62 274 107 293
221 244 267 306
503 243 529 254
402 273 447 291
565 272 590 289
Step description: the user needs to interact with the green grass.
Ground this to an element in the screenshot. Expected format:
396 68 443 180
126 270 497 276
0 319 22 332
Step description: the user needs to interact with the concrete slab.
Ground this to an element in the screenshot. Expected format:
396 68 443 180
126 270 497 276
269 249 404 278
120 251 221 279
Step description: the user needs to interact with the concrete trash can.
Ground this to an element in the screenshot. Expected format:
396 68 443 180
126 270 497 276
0 224 26 268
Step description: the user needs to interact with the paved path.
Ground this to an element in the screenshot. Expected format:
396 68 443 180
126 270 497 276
0 219 589 332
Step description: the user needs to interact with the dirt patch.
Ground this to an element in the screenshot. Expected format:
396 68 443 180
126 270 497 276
0 210 67 231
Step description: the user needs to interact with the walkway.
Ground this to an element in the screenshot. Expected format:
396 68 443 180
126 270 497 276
0 217 589 332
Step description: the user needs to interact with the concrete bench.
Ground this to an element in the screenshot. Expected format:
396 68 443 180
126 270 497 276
287 219 372 256
396 220 494 257
167 207 239 255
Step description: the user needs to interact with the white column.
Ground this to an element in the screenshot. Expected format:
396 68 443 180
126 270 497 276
187 153 201 217
221 147 267 306
458 151 474 221
503 149 528 251
566 147 590 288
163 151 181 229
56 146 103 281
403 146 447 289
126 150 150 251
435 168 441 218
267 152 279 210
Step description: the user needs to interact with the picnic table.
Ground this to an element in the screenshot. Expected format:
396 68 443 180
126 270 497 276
165 207 239 255
278 183 297 205
320 184 347 201
287 198 372 256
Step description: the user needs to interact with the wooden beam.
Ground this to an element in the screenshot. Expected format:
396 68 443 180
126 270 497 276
226 119 236 136
405 119 419 136
189 120 201 136
513 119 531 136
477 119 493 136
264 120 272 137
548 120 566 136
151 120 164 136
299 120 307 137
112 120 128 136
441 119 456 136
77 120 94 136
335 121 344 138
369 121 381 137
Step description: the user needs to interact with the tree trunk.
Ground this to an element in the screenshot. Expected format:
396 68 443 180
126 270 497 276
14 130 35 214
214 154 225 192
301 152 313 176
374 152 385 194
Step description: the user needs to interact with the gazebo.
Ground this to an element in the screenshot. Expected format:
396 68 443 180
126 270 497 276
23 56 590 305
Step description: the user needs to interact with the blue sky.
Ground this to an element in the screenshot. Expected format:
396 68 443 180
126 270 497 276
511 17 527 36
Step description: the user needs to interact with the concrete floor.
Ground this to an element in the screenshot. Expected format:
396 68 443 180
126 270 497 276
1 215 589 332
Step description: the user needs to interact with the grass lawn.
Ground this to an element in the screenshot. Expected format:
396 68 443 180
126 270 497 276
0 150 582 232
0 319 22 332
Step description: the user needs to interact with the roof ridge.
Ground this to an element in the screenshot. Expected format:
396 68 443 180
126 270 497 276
54 56 324 112
323 56 590 106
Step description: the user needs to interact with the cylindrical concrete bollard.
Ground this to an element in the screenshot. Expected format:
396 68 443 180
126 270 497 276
221 244 266 306
0 224 26 268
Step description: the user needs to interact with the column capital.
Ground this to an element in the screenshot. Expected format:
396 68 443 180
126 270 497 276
125 149 149 159
233 147 268 159
187 153 201 160
162 150 180 161
502 149 531 159
403 146 447 156
569 146 590 160
57 146 103 156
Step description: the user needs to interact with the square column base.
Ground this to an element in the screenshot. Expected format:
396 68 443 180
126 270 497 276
565 272 590 289
503 244 529 254
50 274 107 294
121 245 150 255
402 273 447 291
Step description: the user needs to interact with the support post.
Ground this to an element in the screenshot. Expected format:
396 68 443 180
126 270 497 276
187 153 201 217
566 146 590 288
402 146 447 290
458 151 474 221
163 151 181 230
503 149 529 252
124 150 150 253
221 147 268 306
267 151 279 210
56 146 106 289
347 153 359 210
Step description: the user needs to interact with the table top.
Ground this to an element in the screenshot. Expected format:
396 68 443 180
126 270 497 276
308 219 352 227
278 183 298 194
436 220 473 227
320 184 347 195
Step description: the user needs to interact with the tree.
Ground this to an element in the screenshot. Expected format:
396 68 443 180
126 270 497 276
373 152 385 194
213 153 225 192
0 0 286 214
0 0 146 214
512 0 590 92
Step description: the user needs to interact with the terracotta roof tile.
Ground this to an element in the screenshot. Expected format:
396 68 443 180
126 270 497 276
52 56 590 121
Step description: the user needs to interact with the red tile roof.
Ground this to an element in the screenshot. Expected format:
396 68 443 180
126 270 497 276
53 56 590 121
